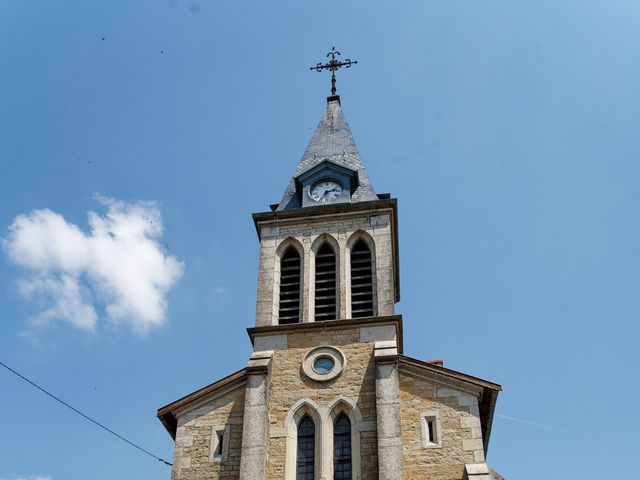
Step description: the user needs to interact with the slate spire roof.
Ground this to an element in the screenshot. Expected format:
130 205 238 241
276 97 378 211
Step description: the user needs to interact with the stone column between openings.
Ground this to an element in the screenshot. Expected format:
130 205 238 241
375 360 405 480
239 373 269 480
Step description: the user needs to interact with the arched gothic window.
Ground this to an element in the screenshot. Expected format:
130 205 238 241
350 239 374 318
296 415 315 480
333 413 352 479
279 246 301 324
314 242 337 321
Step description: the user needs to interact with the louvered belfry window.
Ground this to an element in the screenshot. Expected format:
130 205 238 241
296 415 315 480
314 243 337 321
278 246 301 324
333 413 352 479
350 239 374 318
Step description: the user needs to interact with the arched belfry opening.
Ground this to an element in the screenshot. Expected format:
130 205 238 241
279 246 302 324
314 242 337 321
350 239 374 318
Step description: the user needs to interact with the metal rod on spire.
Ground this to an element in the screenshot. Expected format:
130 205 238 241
310 46 358 96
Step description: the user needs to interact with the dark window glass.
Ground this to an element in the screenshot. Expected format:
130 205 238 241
297 415 315 480
350 240 374 318
279 246 301 324
427 419 435 443
216 431 224 455
315 242 337 321
333 413 352 480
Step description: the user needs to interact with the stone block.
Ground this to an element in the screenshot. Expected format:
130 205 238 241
255 334 288 352
462 438 483 452
460 416 481 428
360 325 396 344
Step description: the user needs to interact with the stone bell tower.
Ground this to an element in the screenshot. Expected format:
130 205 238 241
157 52 504 480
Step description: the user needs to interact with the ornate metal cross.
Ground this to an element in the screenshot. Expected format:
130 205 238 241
310 46 358 96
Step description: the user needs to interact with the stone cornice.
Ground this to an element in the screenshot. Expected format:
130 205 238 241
246 314 404 354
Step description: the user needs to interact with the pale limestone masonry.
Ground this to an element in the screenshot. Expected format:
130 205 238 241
375 360 405 480
157 96 504 480
170 384 245 480
238 371 270 480
264 324 382 480
162 317 501 480
254 209 396 327
399 373 487 479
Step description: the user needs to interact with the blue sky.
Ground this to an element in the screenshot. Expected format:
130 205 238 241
1 1 639 478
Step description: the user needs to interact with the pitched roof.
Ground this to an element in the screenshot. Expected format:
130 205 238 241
156 368 247 439
277 96 378 210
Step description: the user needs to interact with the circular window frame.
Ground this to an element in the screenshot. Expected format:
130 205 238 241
312 355 335 374
302 346 346 382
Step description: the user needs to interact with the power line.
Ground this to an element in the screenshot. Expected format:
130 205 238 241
0 360 172 467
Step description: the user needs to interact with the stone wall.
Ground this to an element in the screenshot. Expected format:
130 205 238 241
255 209 396 327
399 373 486 480
171 385 246 480
265 327 380 480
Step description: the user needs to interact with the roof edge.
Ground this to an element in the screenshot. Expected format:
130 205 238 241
398 355 502 391
156 368 247 438
398 355 501 455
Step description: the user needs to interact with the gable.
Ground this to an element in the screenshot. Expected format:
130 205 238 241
398 355 501 458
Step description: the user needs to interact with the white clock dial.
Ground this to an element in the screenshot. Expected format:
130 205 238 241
309 180 343 203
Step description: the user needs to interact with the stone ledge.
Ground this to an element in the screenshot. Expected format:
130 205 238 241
248 315 403 353
464 463 491 480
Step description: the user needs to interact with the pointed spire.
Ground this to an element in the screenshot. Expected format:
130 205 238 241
276 97 377 211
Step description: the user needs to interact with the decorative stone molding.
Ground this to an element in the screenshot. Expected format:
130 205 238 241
302 346 346 382
283 396 363 480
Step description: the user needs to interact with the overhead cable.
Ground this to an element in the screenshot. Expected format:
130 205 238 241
0 360 172 467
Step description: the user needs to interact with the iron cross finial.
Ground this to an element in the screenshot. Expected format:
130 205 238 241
310 46 358 96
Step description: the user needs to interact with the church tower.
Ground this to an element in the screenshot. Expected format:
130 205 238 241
157 52 503 480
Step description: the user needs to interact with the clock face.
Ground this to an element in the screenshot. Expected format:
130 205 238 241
309 180 343 203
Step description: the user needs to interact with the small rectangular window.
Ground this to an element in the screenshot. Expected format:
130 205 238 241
421 413 440 448
210 425 229 462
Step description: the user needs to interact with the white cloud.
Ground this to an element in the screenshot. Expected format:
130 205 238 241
3 197 184 334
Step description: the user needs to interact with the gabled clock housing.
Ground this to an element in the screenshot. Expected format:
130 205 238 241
295 160 359 207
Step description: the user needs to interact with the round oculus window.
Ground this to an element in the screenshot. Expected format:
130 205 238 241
312 356 335 375
302 346 346 382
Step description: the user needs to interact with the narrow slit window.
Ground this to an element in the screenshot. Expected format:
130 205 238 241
333 413 352 480
350 240 374 318
296 415 315 480
427 419 435 443
279 246 301 324
315 243 337 321
210 426 229 461
422 414 439 447
216 431 224 456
